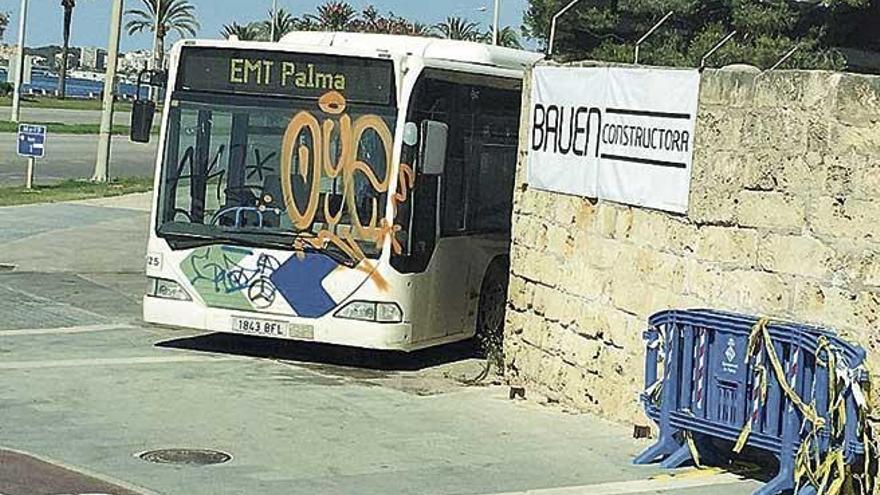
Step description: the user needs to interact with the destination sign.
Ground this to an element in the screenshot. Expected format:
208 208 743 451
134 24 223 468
176 47 396 105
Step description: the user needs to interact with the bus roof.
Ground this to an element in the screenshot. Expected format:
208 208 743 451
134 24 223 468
278 31 544 73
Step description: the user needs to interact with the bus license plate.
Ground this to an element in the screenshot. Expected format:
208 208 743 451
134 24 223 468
231 317 289 338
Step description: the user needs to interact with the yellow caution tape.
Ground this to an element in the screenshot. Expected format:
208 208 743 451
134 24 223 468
683 431 704 469
733 423 753 454
757 321 824 428
731 318 879 495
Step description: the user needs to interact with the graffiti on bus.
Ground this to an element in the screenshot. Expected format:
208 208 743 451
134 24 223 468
281 90 415 265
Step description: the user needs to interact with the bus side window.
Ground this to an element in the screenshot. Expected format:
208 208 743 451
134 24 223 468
391 74 524 273
466 86 522 235
392 76 450 273
439 82 469 236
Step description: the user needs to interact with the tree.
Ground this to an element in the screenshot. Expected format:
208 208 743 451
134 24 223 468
220 21 263 41
406 21 434 37
434 16 482 41
523 0 879 70
306 1 358 31
354 6 434 36
0 12 8 40
262 8 303 41
57 0 76 99
221 2 525 49
496 26 522 49
125 0 200 69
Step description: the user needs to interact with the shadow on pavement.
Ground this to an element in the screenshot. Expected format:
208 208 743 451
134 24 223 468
155 332 483 372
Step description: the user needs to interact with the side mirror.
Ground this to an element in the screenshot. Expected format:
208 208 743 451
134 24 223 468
130 99 156 143
419 120 448 176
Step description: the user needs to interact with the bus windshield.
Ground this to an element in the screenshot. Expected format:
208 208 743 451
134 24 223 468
157 48 400 264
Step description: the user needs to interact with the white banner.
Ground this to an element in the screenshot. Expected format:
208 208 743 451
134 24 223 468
527 66 701 214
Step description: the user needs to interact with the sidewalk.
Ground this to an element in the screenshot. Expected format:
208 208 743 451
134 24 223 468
0 196 762 495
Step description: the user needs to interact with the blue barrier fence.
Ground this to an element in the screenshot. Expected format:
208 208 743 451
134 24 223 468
635 309 869 495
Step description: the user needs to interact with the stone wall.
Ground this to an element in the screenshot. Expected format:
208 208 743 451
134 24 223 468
504 65 880 424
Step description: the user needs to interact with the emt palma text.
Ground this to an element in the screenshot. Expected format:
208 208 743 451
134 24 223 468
229 59 347 91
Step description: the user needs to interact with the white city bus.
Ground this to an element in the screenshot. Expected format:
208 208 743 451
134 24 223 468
139 32 542 351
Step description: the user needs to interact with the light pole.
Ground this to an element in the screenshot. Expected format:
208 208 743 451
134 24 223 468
270 0 278 42
10 0 29 123
93 0 124 183
548 0 582 58
153 0 161 70
492 0 501 45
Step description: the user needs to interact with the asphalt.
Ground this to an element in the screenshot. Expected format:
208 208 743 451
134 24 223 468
0 194 763 495
0 134 158 185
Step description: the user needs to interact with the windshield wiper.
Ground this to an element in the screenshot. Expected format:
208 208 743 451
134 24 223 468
222 230 358 268
160 231 215 240
157 225 219 248
158 224 358 267
292 241 357 268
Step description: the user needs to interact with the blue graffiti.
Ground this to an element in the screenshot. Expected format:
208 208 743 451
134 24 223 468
189 247 282 309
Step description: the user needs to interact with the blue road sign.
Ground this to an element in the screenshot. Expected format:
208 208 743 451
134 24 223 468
17 124 47 158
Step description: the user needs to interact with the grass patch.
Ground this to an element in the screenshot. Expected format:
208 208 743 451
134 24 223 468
0 120 134 136
0 177 154 207
0 96 134 112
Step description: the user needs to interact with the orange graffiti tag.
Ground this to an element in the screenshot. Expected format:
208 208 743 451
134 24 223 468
280 91 413 271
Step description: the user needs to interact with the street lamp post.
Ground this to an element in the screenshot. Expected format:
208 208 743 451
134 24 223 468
492 0 501 45
548 0 582 58
270 0 278 42
10 0 29 123
153 0 161 70
93 0 124 183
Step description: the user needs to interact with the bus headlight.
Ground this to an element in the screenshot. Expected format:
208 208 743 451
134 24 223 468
335 301 403 323
147 277 192 301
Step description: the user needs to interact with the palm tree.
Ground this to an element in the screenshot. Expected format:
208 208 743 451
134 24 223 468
307 1 358 31
434 16 482 41
0 12 9 40
221 21 264 41
406 22 435 37
496 26 522 49
261 8 302 41
125 0 200 69
358 5 383 33
57 0 76 99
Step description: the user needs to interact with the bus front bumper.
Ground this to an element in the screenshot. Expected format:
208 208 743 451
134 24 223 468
143 296 414 351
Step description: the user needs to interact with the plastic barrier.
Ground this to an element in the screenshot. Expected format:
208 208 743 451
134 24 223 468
634 309 869 495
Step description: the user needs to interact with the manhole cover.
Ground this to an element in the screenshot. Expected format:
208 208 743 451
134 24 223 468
139 449 231 466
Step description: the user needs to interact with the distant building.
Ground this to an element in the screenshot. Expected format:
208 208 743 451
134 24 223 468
80 46 107 72
120 49 152 75
0 44 15 62
54 51 77 71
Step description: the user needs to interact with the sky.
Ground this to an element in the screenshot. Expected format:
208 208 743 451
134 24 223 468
2 0 530 52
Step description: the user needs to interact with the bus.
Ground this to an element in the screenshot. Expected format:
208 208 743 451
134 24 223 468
139 32 543 351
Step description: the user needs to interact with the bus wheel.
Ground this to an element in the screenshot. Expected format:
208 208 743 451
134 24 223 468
476 258 510 372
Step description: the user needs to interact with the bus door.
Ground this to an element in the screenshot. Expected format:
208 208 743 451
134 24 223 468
434 80 486 338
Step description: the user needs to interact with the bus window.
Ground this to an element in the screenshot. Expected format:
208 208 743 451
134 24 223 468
157 97 398 260
465 86 521 234
433 80 520 237
392 72 522 273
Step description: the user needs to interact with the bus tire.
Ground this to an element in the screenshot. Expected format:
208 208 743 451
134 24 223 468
476 257 510 371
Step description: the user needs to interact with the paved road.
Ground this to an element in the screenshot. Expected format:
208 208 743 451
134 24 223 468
0 134 158 184
2 106 134 126
0 196 763 495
